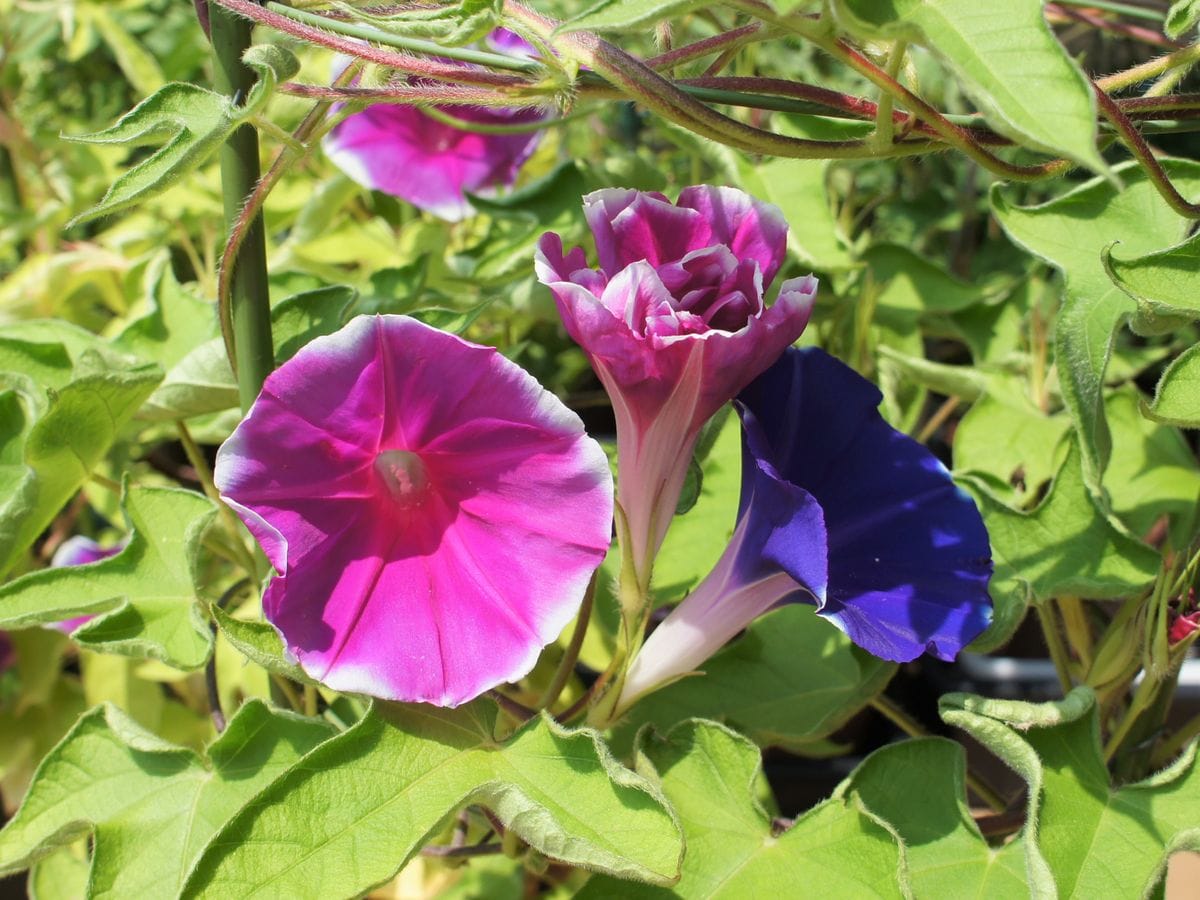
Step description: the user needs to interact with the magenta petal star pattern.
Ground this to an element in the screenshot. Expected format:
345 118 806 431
215 315 614 706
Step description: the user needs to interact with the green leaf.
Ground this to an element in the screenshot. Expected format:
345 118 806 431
0 486 218 670
1166 0 1200 37
954 385 1070 506
0 700 334 898
556 0 706 33
577 720 905 898
940 688 1200 897
833 0 1105 172
614 605 894 755
1147 343 1200 428
961 439 1159 608
738 156 856 272
0 334 162 576
211 604 311 684
1104 388 1200 546
408 297 498 335
86 5 165 95
137 338 238 422
991 159 1200 494
875 345 987 402
1105 230 1200 336
836 738 1032 897
114 256 220 376
137 286 357 422
865 243 984 326
64 83 237 225
28 843 89 900
183 703 684 896
270 284 356 364
0 676 87 811
65 44 295 225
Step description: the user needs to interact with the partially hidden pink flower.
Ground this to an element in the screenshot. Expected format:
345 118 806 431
214 315 614 706
49 536 123 633
535 186 818 587
323 30 547 222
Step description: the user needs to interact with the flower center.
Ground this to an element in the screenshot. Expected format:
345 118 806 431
375 450 430 506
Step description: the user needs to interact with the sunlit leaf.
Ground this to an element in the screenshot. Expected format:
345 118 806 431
0 701 334 898
1147 343 1200 428
991 159 1200 494
0 486 217 670
833 0 1105 171
577 720 905 898
960 439 1159 606
614 605 894 754
940 688 1200 897
183 702 684 896
837 738 1033 897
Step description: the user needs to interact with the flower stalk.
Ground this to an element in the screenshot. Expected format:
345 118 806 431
208 1 274 408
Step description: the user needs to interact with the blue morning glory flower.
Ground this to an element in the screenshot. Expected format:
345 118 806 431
619 347 993 710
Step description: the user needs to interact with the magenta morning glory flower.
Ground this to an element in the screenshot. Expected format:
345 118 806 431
323 30 547 222
619 347 993 711
49 536 123 633
535 186 818 588
214 315 613 707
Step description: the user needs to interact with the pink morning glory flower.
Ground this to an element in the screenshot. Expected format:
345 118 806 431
49 536 123 633
535 186 818 588
619 348 993 711
323 30 547 222
214 315 613 707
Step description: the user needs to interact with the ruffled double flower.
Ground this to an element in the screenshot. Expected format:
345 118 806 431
536 187 818 592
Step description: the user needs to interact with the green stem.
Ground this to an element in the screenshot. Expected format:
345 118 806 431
1095 86 1200 218
874 39 906 149
644 22 769 72
1038 602 1076 695
1155 710 1200 766
264 1 541 74
870 695 1007 813
219 65 358 361
507 0 938 161
421 104 594 134
537 574 597 711
1058 595 1094 672
735 2 1072 180
270 672 304 712
1095 42 1200 93
1053 0 1164 22
208 1 274 409
177 420 261 580
1103 674 1157 762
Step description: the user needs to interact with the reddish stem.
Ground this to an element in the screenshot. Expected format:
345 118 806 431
210 0 527 87
1047 4 1183 50
1095 85 1200 217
